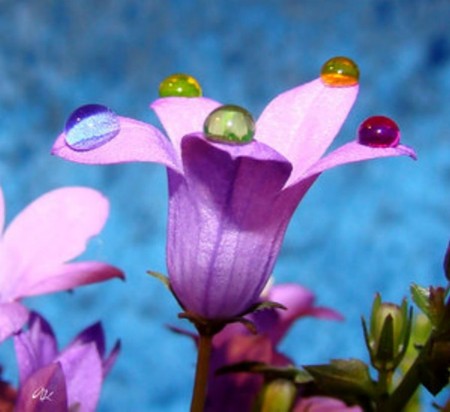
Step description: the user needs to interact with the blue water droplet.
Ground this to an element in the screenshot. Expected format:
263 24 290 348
64 104 120 151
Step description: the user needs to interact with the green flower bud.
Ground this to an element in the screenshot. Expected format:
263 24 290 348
256 379 297 412
362 294 412 372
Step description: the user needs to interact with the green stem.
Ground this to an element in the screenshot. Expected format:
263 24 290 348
376 369 392 411
385 350 423 411
190 332 213 412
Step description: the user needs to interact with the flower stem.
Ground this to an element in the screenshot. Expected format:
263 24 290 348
190 332 213 412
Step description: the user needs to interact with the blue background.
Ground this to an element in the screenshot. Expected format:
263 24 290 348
1 1 449 410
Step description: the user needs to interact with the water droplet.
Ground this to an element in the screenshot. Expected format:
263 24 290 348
64 104 120 151
204 105 255 145
357 116 400 147
320 56 359 87
159 73 202 97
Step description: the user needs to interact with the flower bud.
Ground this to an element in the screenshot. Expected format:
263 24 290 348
257 379 297 412
362 294 412 372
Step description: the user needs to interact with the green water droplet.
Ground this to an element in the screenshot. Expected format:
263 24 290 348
204 105 255 145
158 73 202 97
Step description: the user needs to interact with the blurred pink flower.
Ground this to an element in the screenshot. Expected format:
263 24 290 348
205 283 342 411
14 312 120 412
294 396 363 412
0 187 124 342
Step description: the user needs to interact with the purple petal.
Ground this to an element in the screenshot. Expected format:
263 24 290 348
52 116 181 173
300 141 417 182
57 342 103 412
14 313 58 385
18 261 124 299
102 340 121 378
167 134 293 318
255 78 358 184
66 322 105 358
0 302 29 343
15 362 68 412
151 97 221 160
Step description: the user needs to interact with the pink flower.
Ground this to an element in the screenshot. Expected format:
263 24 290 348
52 78 416 320
205 283 342 411
294 396 363 412
0 186 124 342
14 312 120 412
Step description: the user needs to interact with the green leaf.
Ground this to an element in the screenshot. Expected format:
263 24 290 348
304 359 376 397
411 284 431 317
217 361 313 384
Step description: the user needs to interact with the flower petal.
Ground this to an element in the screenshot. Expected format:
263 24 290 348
0 187 115 300
253 284 342 346
57 342 103 411
15 362 68 412
255 78 358 183
300 141 417 182
167 134 293 318
102 340 121 378
151 97 221 160
52 116 181 173
0 302 29 343
16 262 124 299
14 313 58 385
0 187 4 234
67 322 105 358
294 396 363 412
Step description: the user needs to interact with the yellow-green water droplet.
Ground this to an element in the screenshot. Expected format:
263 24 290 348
158 73 202 97
320 56 359 87
204 105 255 145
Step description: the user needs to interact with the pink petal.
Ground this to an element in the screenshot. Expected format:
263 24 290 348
150 97 221 160
52 116 181 173
0 186 4 234
255 78 358 184
16 262 124 298
295 396 363 412
300 141 417 182
253 284 342 346
0 302 29 343
1 187 113 300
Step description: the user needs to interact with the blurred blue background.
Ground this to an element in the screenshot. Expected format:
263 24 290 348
1 0 449 410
